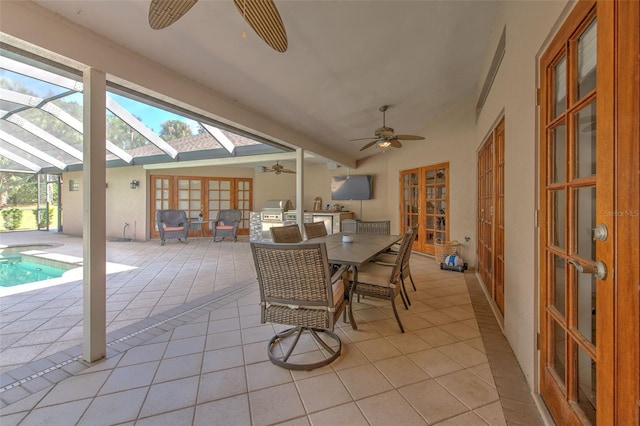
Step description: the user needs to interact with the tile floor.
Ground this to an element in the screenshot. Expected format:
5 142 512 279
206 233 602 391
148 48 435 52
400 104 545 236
0 232 544 425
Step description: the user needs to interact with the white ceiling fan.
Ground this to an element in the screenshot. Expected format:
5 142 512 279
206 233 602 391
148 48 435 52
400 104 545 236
350 105 426 151
148 0 288 52
261 161 295 175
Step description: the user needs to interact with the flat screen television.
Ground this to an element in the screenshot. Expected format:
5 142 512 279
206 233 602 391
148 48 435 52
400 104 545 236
331 175 373 200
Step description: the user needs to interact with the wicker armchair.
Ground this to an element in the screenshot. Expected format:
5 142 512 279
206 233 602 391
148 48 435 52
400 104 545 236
155 209 189 246
270 224 303 243
211 209 242 242
304 221 328 239
356 220 391 235
348 228 415 332
375 225 419 304
251 242 348 370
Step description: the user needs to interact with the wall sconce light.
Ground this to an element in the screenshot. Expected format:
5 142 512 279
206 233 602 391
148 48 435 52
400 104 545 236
130 180 139 189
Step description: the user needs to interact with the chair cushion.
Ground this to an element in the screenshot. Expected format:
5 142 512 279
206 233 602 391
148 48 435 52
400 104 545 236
163 226 184 232
332 278 345 305
350 262 393 287
216 225 235 230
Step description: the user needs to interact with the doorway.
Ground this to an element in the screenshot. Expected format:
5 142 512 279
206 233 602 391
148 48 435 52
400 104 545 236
538 0 639 423
477 117 505 314
400 162 450 254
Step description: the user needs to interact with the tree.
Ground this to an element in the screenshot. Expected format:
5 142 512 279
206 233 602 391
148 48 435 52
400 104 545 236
159 120 192 141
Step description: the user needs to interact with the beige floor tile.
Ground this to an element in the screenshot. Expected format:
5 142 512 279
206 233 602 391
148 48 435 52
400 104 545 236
241 324 276 344
194 394 251 426
19 399 91 426
374 355 430 388
465 336 486 354
37 370 110 407
468 363 495 387
473 401 507 426
385 332 432 354
138 376 199 418
277 416 312 426
78 387 147 426
357 390 427 425
436 370 499 408
399 379 468 424
439 321 481 340
337 364 393 400
437 341 488 368
308 402 369 426
197 366 247 403
136 407 195 426
202 345 245 372
408 348 464 378
335 322 382 343
296 372 353 413
245 360 293 391
416 310 457 326
205 329 242 351
355 337 402 362
153 352 202 383
163 335 206 358
99 361 158 394
242 340 273 365
413 326 459 347
367 318 406 336
248 383 306 426
435 410 488 425
330 343 370 372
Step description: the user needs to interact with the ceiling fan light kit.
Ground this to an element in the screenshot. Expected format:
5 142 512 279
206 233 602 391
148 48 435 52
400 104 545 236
148 0 287 52
351 105 426 151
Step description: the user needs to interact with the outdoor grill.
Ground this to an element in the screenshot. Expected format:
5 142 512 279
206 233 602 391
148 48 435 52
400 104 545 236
260 199 294 222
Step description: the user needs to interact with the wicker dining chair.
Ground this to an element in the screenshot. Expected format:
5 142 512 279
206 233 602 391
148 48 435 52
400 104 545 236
251 242 348 370
270 224 303 243
211 209 242 242
356 220 391 235
348 228 414 332
375 225 419 304
304 221 328 239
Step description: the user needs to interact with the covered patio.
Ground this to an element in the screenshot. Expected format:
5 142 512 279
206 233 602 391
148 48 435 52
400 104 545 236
0 231 542 424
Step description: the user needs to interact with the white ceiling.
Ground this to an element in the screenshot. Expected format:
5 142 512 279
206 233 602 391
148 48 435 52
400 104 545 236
31 0 500 162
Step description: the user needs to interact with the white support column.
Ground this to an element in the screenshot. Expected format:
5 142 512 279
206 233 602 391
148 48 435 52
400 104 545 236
82 68 107 362
296 148 304 235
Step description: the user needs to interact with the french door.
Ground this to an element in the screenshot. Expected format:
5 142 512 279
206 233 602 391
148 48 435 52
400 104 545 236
400 163 449 254
539 0 639 423
477 117 505 314
150 176 252 238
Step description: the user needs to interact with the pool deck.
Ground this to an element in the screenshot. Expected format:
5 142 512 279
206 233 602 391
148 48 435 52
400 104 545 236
0 231 545 425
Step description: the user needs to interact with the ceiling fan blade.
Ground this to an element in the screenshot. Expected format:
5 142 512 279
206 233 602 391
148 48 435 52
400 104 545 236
389 139 402 148
233 0 288 53
148 0 198 30
395 134 425 141
349 137 377 142
282 170 296 174
360 140 379 151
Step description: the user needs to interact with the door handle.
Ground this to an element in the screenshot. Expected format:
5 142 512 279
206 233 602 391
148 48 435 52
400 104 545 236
567 259 607 280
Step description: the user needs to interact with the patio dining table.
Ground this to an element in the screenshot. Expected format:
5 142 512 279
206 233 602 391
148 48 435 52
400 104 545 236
309 232 402 329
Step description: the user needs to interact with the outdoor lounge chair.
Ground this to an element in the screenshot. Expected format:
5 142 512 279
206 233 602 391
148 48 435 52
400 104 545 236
251 242 348 370
211 209 242 242
155 209 189 246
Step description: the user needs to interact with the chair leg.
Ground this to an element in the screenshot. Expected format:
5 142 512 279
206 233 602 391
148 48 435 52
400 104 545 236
409 273 417 291
400 277 411 307
161 239 165 246
390 296 405 333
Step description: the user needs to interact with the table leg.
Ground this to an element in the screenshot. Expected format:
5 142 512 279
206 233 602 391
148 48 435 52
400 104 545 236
347 266 358 330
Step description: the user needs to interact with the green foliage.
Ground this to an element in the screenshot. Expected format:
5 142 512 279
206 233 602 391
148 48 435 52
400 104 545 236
0 172 36 208
2 208 23 230
160 120 193 141
32 208 54 229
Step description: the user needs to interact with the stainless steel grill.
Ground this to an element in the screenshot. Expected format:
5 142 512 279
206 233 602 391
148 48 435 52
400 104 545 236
260 199 293 222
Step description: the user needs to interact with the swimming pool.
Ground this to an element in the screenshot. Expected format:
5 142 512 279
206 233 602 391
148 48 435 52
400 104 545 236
0 256 67 287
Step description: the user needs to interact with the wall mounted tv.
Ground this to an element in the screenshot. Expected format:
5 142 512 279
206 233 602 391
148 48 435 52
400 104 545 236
331 175 373 200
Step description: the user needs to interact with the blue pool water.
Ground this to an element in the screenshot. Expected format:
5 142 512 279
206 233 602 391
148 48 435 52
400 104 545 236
0 257 65 287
